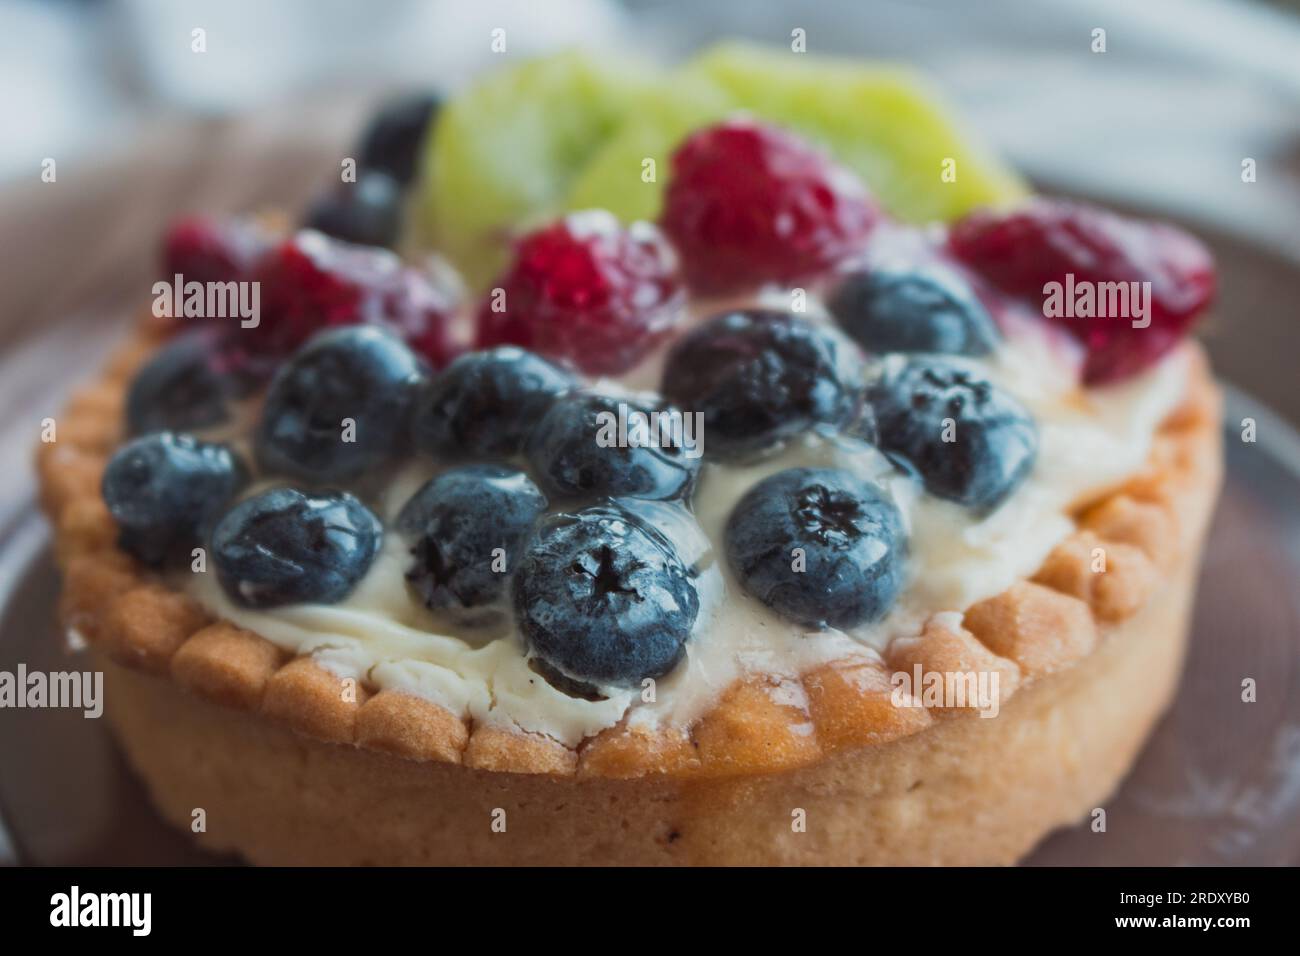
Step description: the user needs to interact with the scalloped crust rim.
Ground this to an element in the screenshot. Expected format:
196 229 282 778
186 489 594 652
38 322 1224 780
96 539 1201 864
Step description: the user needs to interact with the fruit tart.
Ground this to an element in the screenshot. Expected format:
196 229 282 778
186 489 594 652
38 45 1223 865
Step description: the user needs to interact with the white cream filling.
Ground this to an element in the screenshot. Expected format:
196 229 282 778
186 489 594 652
182 309 1191 747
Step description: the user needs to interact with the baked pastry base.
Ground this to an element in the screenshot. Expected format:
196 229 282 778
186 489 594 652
100 545 1199 866
41 323 1222 865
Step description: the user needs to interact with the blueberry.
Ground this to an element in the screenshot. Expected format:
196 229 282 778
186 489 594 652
614 498 713 569
101 432 248 565
660 310 865 461
397 465 546 619
827 266 999 356
411 347 575 459
357 92 441 185
256 326 425 483
126 330 256 435
527 657 607 701
211 487 382 608
526 393 700 503
868 357 1038 511
513 502 699 686
725 467 906 629
303 171 404 249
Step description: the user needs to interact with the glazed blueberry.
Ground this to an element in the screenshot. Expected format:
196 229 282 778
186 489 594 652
614 498 713 569
256 326 426 483
303 171 404 249
527 657 607 701
101 432 248 565
411 347 575 459
513 502 699 686
660 310 866 461
725 467 906 629
211 487 382 608
126 330 265 436
827 266 999 357
397 465 547 618
356 92 441 185
526 392 701 503
868 357 1038 512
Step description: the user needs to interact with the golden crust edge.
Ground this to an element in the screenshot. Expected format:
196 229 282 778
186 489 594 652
39 326 1224 779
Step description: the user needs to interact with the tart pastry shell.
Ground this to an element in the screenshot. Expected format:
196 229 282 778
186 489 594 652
38 322 1223 864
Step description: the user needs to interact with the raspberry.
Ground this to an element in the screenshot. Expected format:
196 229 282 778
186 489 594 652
161 215 269 285
476 211 684 375
661 118 880 294
245 230 459 366
949 199 1216 383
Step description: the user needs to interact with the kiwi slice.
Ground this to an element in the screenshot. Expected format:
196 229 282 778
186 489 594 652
683 42 1027 223
417 51 657 288
562 75 734 224
419 45 1027 288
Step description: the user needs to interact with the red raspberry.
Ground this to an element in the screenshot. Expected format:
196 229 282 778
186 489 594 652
949 199 1216 384
161 215 270 285
245 230 459 366
476 211 685 375
661 118 880 294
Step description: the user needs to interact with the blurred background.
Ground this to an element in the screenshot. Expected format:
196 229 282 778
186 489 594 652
2 0 1300 866
6 0 1300 221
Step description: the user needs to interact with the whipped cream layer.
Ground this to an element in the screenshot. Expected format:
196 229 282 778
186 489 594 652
183 307 1191 746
